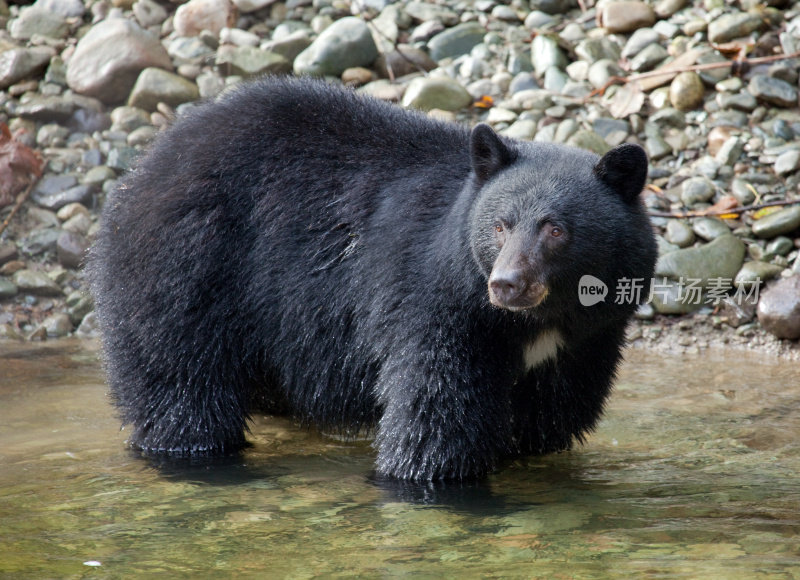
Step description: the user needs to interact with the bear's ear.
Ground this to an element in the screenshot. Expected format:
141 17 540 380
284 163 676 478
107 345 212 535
470 123 515 183
593 143 649 204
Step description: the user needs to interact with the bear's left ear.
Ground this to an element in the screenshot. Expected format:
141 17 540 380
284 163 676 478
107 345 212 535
593 143 648 204
470 123 515 183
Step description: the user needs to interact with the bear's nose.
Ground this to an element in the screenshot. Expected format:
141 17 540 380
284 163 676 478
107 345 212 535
489 269 526 306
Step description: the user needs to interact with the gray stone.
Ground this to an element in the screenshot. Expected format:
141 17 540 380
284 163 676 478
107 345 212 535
374 46 436 79
502 119 538 140
61 214 91 235
168 37 215 65
656 234 746 287
773 119 795 141
543 67 568 92
427 22 486 62
757 275 800 339
76 311 100 338
196 71 226 99
669 71 705 111
587 59 622 89
12 95 76 123
21 228 61 255
404 2 459 25
574 37 620 63
664 220 695 247
39 313 73 338
66 18 173 104
260 30 312 63
492 5 520 21
731 178 757 205
33 183 92 211
0 47 55 89
486 107 518 124
128 68 200 111
734 260 784 289
12 269 62 296
216 46 291 77
28 208 59 229
524 11 556 29
692 217 730 241
365 4 400 53
110 106 151 132
680 176 715 206
748 75 798 108
232 0 276 13
401 77 472 112
716 91 757 112
774 150 800 176
714 136 744 166
708 11 766 43
10 7 68 40
528 0 576 14
551 119 576 143
0 278 17 299
509 73 539 94
272 21 312 41
0 243 18 265
629 43 668 72
751 206 800 238
128 126 157 146
649 277 704 314
531 34 567 76
696 51 732 86
173 0 234 37
107 147 140 172
294 17 378 77
57 231 89 269
66 292 94 325
765 236 794 257
598 1 656 33
566 130 610 155
410 20 445 43
34 0 85 17
220 28 261 48
645 107 686 129
134 0 169 28
621 27 660 58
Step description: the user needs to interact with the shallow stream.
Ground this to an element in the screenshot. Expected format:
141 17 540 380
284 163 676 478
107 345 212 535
1 340 798 578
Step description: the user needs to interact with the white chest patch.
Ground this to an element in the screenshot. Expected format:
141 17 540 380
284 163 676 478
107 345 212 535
523 329 564 371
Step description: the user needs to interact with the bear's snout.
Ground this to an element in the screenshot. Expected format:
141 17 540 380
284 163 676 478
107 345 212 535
488 269 548 311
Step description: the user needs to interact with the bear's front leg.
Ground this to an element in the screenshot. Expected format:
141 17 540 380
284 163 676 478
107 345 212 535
511 326 625 456
372 347 512 481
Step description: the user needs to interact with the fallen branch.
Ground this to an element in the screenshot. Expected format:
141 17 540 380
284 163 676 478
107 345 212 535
0 179 35 238
589 49 800 98
647 198 800 219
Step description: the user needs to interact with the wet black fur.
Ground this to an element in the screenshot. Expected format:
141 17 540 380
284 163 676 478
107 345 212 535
89 77 657 481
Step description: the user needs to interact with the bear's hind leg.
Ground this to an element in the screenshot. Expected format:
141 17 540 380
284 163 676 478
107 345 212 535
107 332 252 456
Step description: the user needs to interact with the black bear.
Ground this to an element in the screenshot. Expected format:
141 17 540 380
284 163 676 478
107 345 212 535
89 77 656 481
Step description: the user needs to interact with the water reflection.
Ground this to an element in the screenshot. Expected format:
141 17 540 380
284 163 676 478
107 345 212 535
1 340 798 578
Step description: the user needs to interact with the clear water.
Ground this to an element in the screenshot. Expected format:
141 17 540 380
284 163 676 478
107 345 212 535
1 340 798 578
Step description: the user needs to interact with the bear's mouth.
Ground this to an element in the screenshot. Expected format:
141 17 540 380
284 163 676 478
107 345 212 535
488 282 549 311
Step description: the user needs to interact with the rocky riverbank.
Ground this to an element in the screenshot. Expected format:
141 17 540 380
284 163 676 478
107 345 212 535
0 0 799 357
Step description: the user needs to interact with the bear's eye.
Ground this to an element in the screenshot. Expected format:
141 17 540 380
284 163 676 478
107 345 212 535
550 226 563 238
495 224 504 233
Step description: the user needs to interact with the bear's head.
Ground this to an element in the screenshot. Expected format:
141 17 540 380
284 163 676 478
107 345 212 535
468 123 655 317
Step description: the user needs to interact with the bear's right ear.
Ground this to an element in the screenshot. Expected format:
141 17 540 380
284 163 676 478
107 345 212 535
593 143 649 204
470 123 514 183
